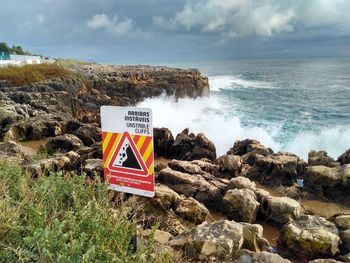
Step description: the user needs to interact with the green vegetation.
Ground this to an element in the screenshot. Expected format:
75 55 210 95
0 42 31 55
0 161 164 262
0 63 76 86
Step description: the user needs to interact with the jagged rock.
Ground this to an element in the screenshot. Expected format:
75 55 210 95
260 196 301 224
227 139 273 157
157 167 222 208
26 151 80 176
175 197 210 224
168 159 204 174
150 184 181 210
0 141 24 159
77 143 103 163
227 176 256 191
223 189 259 223
246 152 306 186
170 129 216 161
340 229 350 253
233 249 291 263
83 158 103 177
72 125 101 146
154 127 174 158
240 223 270 252
308 150 339 167
46 134 84 153
170 220 243 261
191 159 220 176
215 154 243 178
305 165 350 200
278 215 340 260
338 149 350 165
335 214 350 230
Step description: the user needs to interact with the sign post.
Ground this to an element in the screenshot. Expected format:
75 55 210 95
101 106 154 197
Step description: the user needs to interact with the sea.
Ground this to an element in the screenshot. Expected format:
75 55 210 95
137 57 350 160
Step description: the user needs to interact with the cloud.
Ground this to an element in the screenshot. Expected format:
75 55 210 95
87 13 134 34
153 0 350 38
37 14 45 24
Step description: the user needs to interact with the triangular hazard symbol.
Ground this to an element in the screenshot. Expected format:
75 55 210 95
108 132 148 177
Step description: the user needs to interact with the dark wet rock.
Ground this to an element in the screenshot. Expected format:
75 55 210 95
154 127 174 158
340 229 350 253
227 139 273 161
175 197 210 225
338 149 350 165
170 220 243 261
246 152 306 187
260 195 301 224
278 215 340 260
76 142 102 163
72 125 101 146
170 129 216 161
222 189 259 223
46 134 84 153
308 150 340 167
215 154 243 178
233 249 291 263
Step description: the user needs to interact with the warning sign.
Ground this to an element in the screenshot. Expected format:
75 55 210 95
101 106 154 197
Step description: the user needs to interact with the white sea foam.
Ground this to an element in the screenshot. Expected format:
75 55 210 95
138 94 350 160
209 75 271 91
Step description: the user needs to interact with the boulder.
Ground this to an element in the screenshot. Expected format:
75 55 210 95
191 159 220 176
227 139 273 157
246 152 306 186
227 176 256 191
46 134 83 153
340 229 350 253
150 184 181 210
175 197 210 224
168 159 204 174
278 215 340 260
233 249 291 263
72 125 101 146
338 149 350 165
308 150 339 167
83 158 103 178
305 259 343 263
260 196 301 224
157 167 222 209
222 189 259 223
240 223 270 252
335 214 350 230
215 154 243 178
153 127 174 158
170 220 243 261
305 165 350 200
0 141 24 159
170 129 216 161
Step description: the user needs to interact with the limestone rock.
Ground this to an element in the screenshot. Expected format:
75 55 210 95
215 154 243 178
308 150 339 167
227 139 273 157
227 176 256 191
168 159 204 174
340 229 350 253
260 196 301 224
335 214 350 230
223 189 259 223
240 223 270 252
175 197 210 224
83 158 103 178
191 159 220 176
278 215 340 260
233 249 291 263
46 134 83 153
150 184 181 210
154 127 174 158
0 141 24 159
170 220 243 261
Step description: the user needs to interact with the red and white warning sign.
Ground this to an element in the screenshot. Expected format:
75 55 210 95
101 106 154 197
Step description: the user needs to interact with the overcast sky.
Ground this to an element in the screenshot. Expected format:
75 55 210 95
1 0 350 64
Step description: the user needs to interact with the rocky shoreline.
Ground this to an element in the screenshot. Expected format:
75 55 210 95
0 64 350 262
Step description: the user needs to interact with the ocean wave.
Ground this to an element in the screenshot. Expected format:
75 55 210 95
137 94 350 160
209 75 272 91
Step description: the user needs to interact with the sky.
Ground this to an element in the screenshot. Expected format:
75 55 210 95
1 0 350 64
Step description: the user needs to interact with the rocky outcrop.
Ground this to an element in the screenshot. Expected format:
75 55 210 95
338 149 350 165
170 220 243 261
215 154 243 178
154 127 174 158
308 150 339 167
240 223 270 252
175 197 211 224
278 215 340 260
227 176 256 191
45 134 84 153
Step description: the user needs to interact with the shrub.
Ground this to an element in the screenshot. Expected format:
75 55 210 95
0 161 162 262
0 63 75 86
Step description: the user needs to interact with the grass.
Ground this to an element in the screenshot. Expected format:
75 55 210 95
0 161 168 263
0 63 76 87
